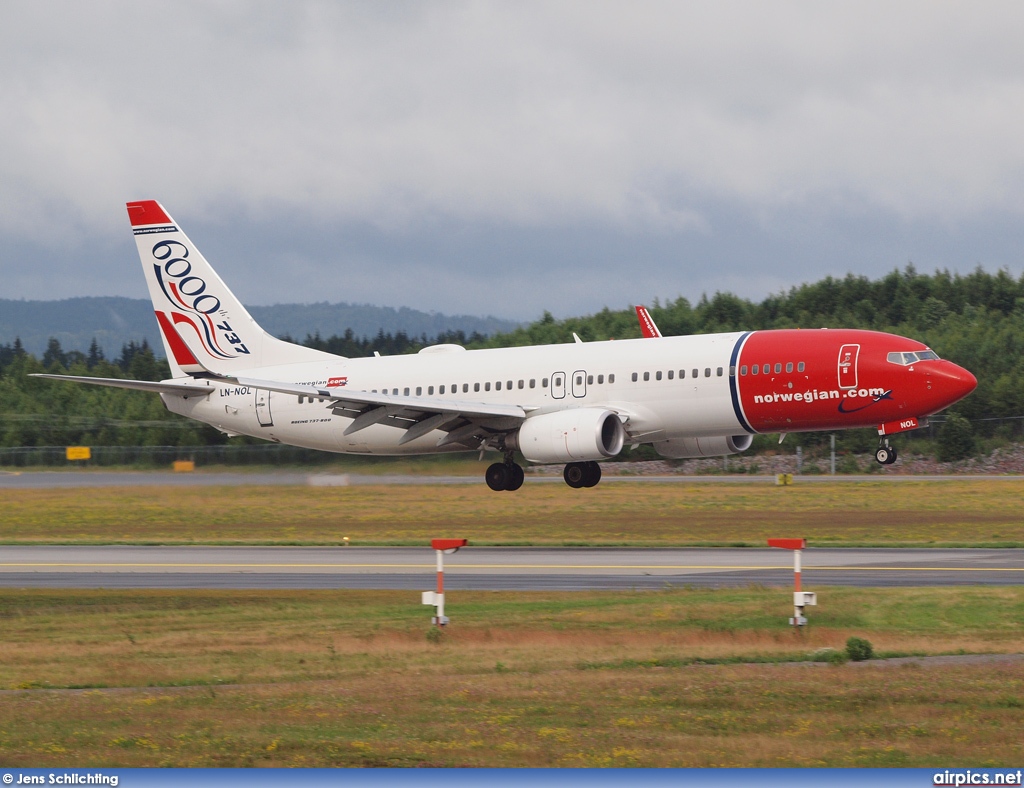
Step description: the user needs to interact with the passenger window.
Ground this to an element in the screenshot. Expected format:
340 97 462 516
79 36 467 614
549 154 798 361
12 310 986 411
474 383 480 392
428 386 434 395
667 370 674 380
609 374 615 383
495 381 501 391
404 387 410 396
542 378 548 387
587 375 593 384
463 384 469 393
774 363 781 374
439 385 445 394
797 362 805 372
393 388 399 395
729 366 735 376
680 370 685 379
740 365 747 375
298 395 304 404
632 372 638 382
655 371 662 381
530 379 536 388
507 380 513 389
716 367 723 377
416 387 422 396
518 380 524 389
485 382 491 391
597 374 604 384
751 365 757 375
576 375 583 385
786 362 793 373
692 369 698 378
643 372 650 381
704 368 711 377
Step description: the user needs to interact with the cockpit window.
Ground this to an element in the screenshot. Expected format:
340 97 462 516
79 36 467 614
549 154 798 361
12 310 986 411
887 349 941 366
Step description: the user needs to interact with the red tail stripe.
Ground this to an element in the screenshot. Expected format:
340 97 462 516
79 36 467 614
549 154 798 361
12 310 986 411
127 200 171 227
154 311 200 367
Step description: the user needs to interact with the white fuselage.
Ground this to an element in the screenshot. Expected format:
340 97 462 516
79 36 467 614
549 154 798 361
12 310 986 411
163 333 745 455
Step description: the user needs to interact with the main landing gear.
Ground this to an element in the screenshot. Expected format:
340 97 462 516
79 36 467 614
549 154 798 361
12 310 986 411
485 459 525 491
875 440 898 465
563 461 602 489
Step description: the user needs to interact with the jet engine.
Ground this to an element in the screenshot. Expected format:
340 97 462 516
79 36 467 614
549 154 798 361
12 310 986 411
653 434 753 459
508 408 626 464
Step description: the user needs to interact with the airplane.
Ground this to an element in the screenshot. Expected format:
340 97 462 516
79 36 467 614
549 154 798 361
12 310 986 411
33 200 978 491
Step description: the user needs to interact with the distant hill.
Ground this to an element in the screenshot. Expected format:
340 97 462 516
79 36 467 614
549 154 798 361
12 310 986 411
0 297 521 357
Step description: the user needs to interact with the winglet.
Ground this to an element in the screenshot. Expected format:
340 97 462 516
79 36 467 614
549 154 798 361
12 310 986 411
635 306 663 338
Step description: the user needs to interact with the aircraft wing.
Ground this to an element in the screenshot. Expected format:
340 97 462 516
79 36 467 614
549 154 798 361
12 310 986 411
229 375 528 448
30 373 216 396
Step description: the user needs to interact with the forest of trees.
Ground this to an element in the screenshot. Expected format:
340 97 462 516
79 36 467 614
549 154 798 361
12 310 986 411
3 266 1024 460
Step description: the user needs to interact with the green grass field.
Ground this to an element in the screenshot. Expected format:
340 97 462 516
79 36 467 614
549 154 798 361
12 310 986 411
0 586 1022 766
3 479 1024 546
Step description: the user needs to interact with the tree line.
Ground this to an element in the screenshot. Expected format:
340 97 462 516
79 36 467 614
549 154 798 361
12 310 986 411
3 266 1023 457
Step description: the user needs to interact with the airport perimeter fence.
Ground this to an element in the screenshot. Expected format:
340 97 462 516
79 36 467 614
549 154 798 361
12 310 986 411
0 444 343 468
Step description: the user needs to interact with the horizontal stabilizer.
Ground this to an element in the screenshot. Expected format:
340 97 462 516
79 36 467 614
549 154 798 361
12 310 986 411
30 374 215 396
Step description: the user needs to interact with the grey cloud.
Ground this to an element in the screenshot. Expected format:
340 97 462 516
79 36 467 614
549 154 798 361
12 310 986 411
2 2 1024 319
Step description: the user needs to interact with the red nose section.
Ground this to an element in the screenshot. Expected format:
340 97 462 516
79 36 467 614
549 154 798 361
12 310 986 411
934 362 977 409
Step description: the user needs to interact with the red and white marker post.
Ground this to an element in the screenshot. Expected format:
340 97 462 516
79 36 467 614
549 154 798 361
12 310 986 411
767 538 817 627
422 538 467 626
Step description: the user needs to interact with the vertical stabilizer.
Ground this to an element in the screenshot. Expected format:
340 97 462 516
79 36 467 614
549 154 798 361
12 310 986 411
127 200 339 376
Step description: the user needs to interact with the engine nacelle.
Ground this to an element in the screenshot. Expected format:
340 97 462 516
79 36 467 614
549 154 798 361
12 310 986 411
509 408 626 464
653 434 753 459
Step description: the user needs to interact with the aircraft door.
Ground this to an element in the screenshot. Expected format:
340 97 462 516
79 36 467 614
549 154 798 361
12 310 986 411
550 371 566 399
571 369 587 398
838 344 860 390
255 389 273 426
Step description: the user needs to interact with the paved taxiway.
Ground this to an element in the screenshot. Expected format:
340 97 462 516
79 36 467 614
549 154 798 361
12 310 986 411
0 546 1019 590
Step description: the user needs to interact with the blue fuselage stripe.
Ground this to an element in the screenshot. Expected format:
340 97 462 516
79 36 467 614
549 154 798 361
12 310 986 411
729 332 756 434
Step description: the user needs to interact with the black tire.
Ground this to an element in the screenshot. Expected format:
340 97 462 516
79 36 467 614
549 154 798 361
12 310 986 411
582 461 602 487
874 447 891 465
485 462 509 491
563 462 586 488
885 447 898 465
505 463 525 491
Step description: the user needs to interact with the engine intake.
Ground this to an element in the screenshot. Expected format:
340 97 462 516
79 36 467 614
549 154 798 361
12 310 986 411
653 434 753 459
509 408 626 464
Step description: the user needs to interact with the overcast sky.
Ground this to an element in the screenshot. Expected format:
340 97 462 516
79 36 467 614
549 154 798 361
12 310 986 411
3 2 1024 321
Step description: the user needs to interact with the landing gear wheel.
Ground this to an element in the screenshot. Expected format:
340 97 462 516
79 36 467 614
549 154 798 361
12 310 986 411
485 462 509 491
885 447 898 465
582 461 602 488
875 446 892 465
563 462 587 489
505 462 525 491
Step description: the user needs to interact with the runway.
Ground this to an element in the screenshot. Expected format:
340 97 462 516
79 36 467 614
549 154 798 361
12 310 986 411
0 546 1020 590
3 471 1024 488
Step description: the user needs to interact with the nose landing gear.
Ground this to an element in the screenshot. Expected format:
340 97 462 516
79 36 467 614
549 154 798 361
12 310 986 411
563 461 602 488
875 440 898 465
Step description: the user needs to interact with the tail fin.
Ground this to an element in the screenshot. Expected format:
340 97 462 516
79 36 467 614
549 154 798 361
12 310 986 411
127 200 338 376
